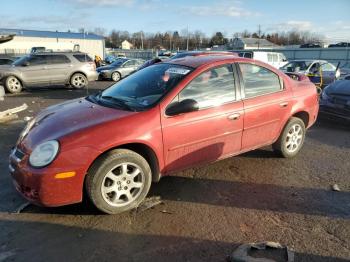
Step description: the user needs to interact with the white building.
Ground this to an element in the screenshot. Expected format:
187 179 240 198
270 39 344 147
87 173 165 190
121 40 133 50
0 28 105 58
228 37 279 50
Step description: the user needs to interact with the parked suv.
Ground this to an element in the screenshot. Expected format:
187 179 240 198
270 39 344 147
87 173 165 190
10 56 319 214
0 52 98 93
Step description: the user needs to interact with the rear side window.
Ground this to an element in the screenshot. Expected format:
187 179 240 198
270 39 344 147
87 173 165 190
239 63 282 98
178 64 236 109
49 55 71 64
73 54 93 62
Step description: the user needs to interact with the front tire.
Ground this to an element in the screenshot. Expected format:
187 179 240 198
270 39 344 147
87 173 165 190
5 76 23 94
111 71 121 82
85 149 152 214
273 117 306 158
70 73 88 89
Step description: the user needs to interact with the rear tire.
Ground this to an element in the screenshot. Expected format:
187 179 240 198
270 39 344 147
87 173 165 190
273 117 306 158
85 149 152 214
5 76 23 94
70 73 88 89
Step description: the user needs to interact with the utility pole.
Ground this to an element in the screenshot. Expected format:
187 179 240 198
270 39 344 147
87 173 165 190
186 25 189 51
140 31 144 50
257 24 261 49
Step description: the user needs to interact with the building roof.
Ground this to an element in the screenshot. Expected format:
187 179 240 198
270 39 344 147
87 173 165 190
0 28 104 40
235 37 278 48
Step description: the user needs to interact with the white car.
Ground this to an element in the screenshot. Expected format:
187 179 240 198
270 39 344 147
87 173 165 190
238 51 288 69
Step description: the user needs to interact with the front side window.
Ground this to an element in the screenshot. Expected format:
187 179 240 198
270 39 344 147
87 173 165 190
239 63 282 98
176 64 236 109
28 55 48 66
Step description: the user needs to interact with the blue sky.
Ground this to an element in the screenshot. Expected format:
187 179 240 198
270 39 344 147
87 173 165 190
2 0 350 41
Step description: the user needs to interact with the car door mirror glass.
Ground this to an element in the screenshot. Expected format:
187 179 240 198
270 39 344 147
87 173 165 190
166 99 199 116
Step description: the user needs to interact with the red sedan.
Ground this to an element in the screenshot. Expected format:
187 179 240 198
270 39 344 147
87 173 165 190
9 55 319 214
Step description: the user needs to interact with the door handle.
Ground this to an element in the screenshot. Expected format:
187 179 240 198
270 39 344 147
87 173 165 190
280 102 289 108
227 113 241 120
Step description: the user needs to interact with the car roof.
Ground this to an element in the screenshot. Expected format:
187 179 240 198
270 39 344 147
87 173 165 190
165 55 243 68
33 52 88 55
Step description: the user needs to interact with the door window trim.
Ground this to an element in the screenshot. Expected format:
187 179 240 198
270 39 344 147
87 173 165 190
236 62 285 100
165 63 241 116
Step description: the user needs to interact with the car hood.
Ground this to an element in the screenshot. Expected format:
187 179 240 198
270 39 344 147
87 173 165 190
20 97 136 151
97 65 118 71
326 80 350 96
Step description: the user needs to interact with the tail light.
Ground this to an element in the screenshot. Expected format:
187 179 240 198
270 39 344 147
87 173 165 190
86 62 96 71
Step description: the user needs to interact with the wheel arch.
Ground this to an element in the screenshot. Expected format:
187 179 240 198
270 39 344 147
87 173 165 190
292 111 310 128
87 142 161 183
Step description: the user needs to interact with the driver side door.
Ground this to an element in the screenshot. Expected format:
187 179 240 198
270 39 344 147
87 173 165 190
160 64 244 173
20 55 50 86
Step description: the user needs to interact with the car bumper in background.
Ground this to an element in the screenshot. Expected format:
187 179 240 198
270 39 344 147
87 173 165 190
87 71 99 81
97 71 112 79
319 104 350 122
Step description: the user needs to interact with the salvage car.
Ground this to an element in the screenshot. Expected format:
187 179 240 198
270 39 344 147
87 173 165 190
9 55 319 214
0 52 98 93
97 58 144 81
280 60 340 87
319 80 350 122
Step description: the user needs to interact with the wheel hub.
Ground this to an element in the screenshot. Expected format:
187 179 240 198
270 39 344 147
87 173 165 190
101 163 144 207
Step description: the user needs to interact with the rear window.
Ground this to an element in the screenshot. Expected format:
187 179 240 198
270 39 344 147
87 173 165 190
73 54 93 62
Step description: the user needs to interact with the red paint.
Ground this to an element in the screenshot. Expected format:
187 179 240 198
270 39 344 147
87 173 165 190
10 56 319 207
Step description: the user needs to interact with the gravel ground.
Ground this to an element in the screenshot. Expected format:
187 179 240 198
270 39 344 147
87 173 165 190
0 81 349 262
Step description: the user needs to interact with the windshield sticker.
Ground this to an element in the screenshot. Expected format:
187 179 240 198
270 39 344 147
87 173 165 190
166 68 190 75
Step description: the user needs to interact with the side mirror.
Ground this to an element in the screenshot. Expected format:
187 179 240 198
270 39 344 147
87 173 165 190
166 99 199 116
22 61 30 67
294 66 300 73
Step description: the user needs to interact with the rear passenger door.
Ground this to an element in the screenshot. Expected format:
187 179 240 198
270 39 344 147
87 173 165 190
238 63 292 150
46 55 72 84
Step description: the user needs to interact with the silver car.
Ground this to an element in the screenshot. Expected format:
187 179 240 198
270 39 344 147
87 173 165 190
97 58 144 81
0 52 98 93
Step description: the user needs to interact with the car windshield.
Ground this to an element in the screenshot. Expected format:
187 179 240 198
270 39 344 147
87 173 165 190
281 61 312 71
92 63 193 111
12 55 30 66
111 58 127 66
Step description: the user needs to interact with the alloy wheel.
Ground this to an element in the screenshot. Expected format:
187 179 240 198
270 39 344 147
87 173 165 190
100 162 145 207
285 123 303 153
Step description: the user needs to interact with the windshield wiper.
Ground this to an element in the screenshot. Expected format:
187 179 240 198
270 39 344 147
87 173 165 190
100 95 134 111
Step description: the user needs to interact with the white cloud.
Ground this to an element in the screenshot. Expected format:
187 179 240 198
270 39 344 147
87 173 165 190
267 20 313 32
183 1 260 18
70 0 134 6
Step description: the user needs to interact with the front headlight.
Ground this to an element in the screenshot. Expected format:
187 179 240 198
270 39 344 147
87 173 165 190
29 140 59 168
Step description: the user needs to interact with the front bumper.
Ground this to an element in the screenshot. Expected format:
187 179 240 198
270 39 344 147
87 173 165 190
319 103 350 122
9 146 95 207
97 71 112 79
